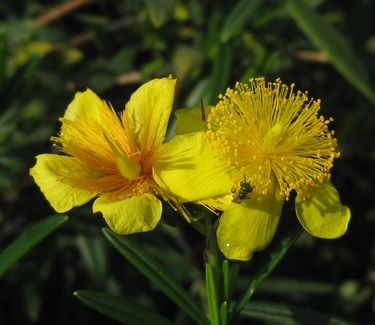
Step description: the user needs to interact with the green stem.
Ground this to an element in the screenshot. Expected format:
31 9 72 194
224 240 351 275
205 263 221 325
230 226 303 320
204 217 223 325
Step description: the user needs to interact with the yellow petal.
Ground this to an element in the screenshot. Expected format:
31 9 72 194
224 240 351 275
123 77 176 151
30 154 98 212
295 181 351 238
217 188 284 261
59 89 140 179
59 88 124 155
174 106 211 134
63 88 108 123
93 193 162 234
153 132 232 202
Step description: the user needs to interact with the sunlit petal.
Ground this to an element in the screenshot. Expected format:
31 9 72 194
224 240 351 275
63 88 108 123
30 154 99 212
217 188 284 261
57 89 130 166
295 181 350 238
123 77 176 151
153 132 232 202
93 193 162 234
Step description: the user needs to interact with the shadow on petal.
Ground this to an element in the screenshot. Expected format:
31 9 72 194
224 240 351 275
295 181 351 238
217 190 284 261
93 193 162 234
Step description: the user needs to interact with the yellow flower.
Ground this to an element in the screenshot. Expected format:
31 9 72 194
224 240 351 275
206 77 351 260
30 77 230 234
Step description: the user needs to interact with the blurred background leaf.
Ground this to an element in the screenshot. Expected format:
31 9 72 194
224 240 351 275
286 0 375 105
74 290 174 325
102 228 208 325
143 0 175 28
0 214 67 277
220 0 263 43
240 301 357 325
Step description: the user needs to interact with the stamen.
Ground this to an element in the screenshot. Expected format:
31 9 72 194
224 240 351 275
206 77 339 199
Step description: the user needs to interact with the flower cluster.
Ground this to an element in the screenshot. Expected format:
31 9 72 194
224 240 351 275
30 76 350 261
30 77 230 234
204 77 350 260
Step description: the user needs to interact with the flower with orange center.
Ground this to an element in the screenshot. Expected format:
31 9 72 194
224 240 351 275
30 77 231 234
205 77 350 260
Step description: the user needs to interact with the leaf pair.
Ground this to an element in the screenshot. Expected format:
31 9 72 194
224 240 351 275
75 229 209 325
76 227 354 325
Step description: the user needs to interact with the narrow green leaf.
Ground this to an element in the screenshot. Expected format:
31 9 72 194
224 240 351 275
222 260 230 301
75 234 108 285
102 228 208 325
241 301 356 325
1 55 42 105
0 214 68 277
221 0 263 42
286 0 375 105
231 226 303 319
207 42 232 104
23 281 42 321
202 10 222 56
205 263 220 325
0 30 6 91
74 290 174 325
220 301 228 325
223 260 240 307
143 0 174 28
10 55 42 96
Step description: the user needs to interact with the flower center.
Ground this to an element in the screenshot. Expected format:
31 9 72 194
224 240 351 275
262 123 284 151
206 77 339 199
53 103 162 201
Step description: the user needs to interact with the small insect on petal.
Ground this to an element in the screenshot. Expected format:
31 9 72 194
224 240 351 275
232 175 254 203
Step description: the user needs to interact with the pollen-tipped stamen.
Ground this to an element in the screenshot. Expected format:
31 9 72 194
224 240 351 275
206 77 340 199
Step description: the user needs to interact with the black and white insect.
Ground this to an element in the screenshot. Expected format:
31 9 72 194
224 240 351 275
232 176 254 203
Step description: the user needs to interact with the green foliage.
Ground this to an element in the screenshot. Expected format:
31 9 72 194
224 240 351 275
220 0 263 42
286 0 375 105
205 263 221 325
74 290 174 325
101 228 208 325
0 214 67 277
241 301 356 325
230 226 303 319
